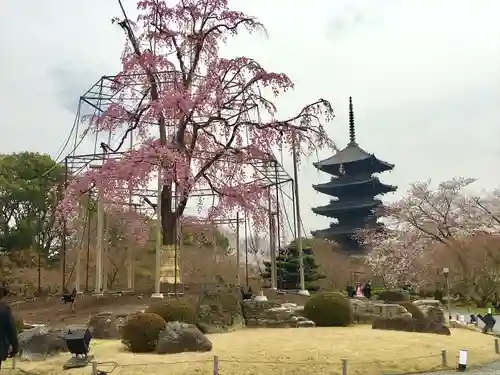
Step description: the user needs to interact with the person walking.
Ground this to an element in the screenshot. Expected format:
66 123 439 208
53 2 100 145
0 287 19 369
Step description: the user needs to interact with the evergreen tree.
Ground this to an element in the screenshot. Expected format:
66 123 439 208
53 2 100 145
262 238 324 291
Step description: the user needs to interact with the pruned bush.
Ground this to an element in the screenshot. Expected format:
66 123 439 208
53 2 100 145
377 289 410 302
147 298 197 324
120 312 166 353
304 292 353 327
399 302 425 320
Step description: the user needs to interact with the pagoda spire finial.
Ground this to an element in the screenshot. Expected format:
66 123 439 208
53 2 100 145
349 96 356 145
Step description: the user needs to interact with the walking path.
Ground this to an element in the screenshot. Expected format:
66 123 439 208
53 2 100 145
416 361 500 375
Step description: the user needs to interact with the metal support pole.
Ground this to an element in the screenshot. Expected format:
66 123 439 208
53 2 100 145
270 212 277 290
268 191 277 290
236 211 240 285
274 166 282 289
102 216 108 292
173 174 179 295
94 184 104 295
292 134 308 295
61 158 69 291
85 193 91 292
74 203 85 293
37 185 42 294
244 212 249 287
444 270 451 320
152 164 163 299
127 130 134 290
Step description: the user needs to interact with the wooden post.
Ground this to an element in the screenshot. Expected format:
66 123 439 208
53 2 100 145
341 358 347 375
441 349 447 366
495 338 499 354
212 355 219 375
91 361 97 375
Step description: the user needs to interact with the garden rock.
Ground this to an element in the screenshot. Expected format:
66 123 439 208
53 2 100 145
87 312 128 339
350 299 411 323
18 326 68 361
155 321 212 354
350 298 376 323
412 300 445 324
372 316 451 335
196 281 245 333
242 300 315 327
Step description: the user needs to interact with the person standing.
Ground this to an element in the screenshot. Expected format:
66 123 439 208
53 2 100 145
0 287 19 369
362 282 372 299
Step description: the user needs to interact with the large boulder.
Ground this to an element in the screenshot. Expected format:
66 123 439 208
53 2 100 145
155 321 212 354
412 300 445 324
196 282 245 333
372 316 451 336
350 298 411 323
18 326 68 360
242 300 315 328
87 312 128 339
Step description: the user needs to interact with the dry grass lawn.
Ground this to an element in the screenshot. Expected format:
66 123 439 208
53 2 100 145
3 326 499 375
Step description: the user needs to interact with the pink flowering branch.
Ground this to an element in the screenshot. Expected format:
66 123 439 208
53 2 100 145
60 0 335 245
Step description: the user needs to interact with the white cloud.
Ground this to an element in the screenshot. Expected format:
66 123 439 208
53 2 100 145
1 0 499 238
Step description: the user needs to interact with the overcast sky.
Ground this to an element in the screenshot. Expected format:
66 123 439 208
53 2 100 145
1 0 499 238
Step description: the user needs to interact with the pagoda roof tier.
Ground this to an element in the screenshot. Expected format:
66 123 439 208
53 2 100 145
313 175 397 195
311 222 383 237
312 198 381 216
314 142 394 175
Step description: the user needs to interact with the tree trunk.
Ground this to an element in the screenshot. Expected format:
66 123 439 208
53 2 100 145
160 184 176 245
162 216 176 245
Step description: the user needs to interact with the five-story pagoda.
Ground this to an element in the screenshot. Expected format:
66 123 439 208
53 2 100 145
311 97 397 253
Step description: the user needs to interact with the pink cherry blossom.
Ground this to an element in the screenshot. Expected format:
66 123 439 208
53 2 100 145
59 0 335 245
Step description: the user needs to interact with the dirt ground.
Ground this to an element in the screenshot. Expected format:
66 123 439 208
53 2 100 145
9 293 149 327
9 289 309 327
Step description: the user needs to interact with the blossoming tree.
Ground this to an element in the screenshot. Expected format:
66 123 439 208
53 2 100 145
59 0 334 246
361 227 431 289
363 177 500 289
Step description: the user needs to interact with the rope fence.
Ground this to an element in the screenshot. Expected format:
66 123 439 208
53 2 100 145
6 338 500 375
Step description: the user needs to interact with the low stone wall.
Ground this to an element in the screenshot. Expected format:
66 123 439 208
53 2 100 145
350 297 411 323
242 300 315 328
350 297 447 325
413 299 445 324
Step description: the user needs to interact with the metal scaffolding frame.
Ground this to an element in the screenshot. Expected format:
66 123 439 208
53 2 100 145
58 72 297 293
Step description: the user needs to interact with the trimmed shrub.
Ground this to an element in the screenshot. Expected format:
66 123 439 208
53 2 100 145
147 298 197 324
304 292 353 327
120 312 166 353
399 302 425 320
377 289 410 302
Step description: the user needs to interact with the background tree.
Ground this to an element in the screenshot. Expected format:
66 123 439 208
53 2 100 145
0 152 64 258
59 0 334 247
363 176 500 297
362 228 430 290
263 238 324 291
433 234 500 307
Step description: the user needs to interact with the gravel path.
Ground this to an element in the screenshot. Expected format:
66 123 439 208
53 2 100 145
415 361 500 375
